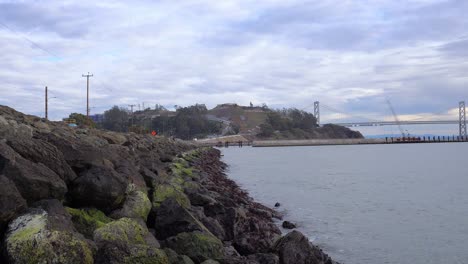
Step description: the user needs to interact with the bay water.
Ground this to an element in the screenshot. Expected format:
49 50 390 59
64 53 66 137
221 143 468 264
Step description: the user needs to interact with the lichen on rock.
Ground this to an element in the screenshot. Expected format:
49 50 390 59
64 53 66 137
164 231 224 263
110 189 152 221
93 217 168 264
5 209 94 264
152 184 191 209
66 207 112 239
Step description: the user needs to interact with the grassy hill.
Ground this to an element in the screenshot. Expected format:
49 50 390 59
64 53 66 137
207 104 269 133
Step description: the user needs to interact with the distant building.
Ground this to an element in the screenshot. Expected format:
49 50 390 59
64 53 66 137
90 114 105 123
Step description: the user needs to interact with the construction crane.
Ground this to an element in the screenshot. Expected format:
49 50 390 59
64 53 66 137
386 99 407 137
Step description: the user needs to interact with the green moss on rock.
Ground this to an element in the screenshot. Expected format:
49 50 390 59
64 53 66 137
110 190 152 221
6 210 94 264
165 231 224 263
94 218 168 264
66 207 112 239
94 217 147 244
123 246 169 264
152 184 190 209
172 161 194 177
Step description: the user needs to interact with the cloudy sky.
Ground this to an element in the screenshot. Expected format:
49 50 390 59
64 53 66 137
0 0 467 134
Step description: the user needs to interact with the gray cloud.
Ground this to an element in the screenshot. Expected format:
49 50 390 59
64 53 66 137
0 0 466 136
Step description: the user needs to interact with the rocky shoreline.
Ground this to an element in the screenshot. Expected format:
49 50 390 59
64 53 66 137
0 105 337 264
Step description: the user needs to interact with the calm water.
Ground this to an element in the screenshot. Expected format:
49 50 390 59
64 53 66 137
221 143 468 264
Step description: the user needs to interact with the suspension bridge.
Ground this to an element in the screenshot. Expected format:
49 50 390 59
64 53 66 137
310 101 467 137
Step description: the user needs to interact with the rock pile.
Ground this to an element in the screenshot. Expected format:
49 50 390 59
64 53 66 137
0 105 337 264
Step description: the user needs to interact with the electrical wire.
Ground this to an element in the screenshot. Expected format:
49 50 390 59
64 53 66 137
0 21 60 59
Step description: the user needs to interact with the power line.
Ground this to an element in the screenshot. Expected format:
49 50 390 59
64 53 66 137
0 21 60 59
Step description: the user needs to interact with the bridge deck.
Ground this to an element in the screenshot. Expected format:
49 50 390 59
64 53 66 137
332 120 459 127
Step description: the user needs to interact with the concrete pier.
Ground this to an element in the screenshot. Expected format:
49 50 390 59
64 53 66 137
252 137 468 147
194 135 468 147
252 138 386 147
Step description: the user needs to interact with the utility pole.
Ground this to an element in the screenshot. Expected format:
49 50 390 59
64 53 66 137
128 104 136 127
45 86 48 120
82 72 93 117
128 104 136 113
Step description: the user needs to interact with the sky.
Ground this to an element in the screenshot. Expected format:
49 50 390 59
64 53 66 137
0 0 467 135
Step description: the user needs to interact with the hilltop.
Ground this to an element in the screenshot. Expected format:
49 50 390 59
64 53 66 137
99 103 363 140
207 103 269 134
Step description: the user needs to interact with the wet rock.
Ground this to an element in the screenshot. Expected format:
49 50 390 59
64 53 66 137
93 217 167 264
4 200 94 264
110 190 152 221
247 253 280 264
201 260 220 264
0 141 67 203
282 221 297 229
96 243 168 264
140 166 160 188
69 165 127 212
220 257 259 264
223 206 280 255
187 190 217 206
274 230 335 264
200 216 226 241
0 175 27 231
153 198 208 240
164 231 224 263
275 202 281 207
164 248 195 264
159 154 173 163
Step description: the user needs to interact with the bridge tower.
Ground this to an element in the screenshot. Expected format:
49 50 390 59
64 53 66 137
314 101 320 126
460 101 467 137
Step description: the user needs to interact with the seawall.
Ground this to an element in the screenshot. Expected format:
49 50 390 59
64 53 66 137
253 138 386 147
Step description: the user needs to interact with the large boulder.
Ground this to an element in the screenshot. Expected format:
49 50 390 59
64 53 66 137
93 217 168 264
69 165 127 212
164 231 224 263
110 190 152 221
153 198 208 240
0 116 32 140
0 175 27 231
6 137 77 183
247 253 280 264
4 200 94 264
164 248 195 264
273 231 334 264
223 207 280 255
0 141 67 203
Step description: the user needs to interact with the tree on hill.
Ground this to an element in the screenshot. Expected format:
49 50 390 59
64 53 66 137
102 106 129 132
68 113 96 128
258 108 318 138
172 104 222 139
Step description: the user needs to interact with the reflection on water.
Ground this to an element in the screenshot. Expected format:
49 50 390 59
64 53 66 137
221 143 468 264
